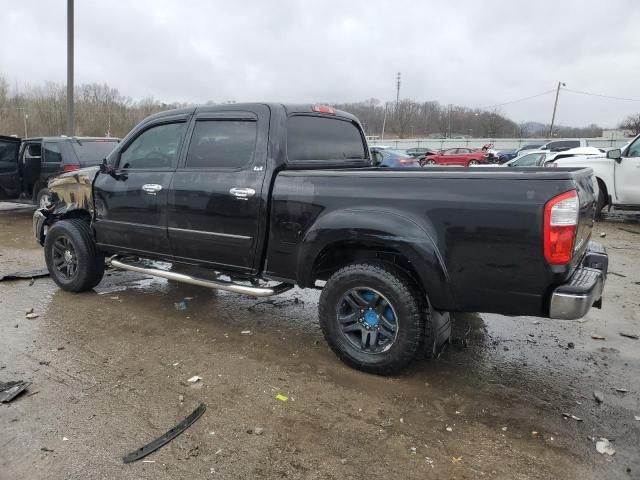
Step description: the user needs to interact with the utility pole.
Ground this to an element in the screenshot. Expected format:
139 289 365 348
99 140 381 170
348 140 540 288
24 113 28 138
67 0 74 136
447 104 452 139
548 81 565 138
396 72 401 106
381 103 388 140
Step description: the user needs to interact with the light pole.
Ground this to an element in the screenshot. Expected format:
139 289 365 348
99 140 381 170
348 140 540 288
67 0 74 136
548 81 565 138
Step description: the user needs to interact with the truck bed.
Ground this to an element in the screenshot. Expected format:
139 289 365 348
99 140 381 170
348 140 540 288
266 166 597 316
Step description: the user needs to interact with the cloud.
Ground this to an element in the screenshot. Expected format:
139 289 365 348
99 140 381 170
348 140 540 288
1 0 639 127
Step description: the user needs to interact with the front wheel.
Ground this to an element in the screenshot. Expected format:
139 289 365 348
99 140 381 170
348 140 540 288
44 219 105 292
36 188 52 208
467 159 479 166
595 188 607 218
319 263 426 375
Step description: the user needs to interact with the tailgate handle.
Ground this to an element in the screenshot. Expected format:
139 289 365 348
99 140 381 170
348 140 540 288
230 187 255 198
142 184 162 195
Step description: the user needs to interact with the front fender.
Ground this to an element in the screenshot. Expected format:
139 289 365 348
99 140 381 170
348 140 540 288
47 166 98 216
297 208 455 309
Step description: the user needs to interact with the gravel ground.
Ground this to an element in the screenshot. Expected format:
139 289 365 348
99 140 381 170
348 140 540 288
0 204 639 479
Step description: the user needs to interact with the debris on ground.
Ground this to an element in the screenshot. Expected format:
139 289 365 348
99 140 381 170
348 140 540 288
40 447 54 453
619 332 639 340
122 403 206 463
409 447 417 454
635 416 640 421
0 380 31 403
562 413 583 421
241 330 252 335
178 394 184 403
62 437 69 441
25 312 39 319
615 388 628 393
595 438 616 456
0 268 49 282
187 376 202 383
275 393 289 402
174 301 188 311
590 334 605 340
246 427 264 435
599 232 606 238
26 307 34 314
445 426 453 432
593 391 604 404
451 456 463 464
567 342 575 349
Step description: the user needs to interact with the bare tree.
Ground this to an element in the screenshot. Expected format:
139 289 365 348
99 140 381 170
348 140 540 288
619 113 640 136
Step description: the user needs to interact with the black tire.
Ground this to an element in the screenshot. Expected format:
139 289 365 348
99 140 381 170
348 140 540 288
595 188 607 218
319 263 426 375
44 219 105 292
467 159 479 166
35 188 52 208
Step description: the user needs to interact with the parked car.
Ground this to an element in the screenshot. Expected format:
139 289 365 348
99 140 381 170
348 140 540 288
548 134 640 216
33 103 607 374
421 147 489 166
515 143 544 155
0 135 120 206
503 150 549 167
496 149 518 163
540 139 588 152
405 147 437 158
370 147 419 167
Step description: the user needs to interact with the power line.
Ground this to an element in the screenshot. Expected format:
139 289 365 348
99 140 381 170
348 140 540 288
477 89 556 110
563 88 640 102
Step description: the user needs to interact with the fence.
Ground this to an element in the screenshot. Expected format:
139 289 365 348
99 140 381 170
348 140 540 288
367 137 630 151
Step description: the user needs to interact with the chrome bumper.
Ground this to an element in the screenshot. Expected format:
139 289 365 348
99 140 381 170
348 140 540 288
549 242 607 320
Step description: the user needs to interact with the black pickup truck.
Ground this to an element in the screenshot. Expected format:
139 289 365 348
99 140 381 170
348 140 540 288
33 103 608 374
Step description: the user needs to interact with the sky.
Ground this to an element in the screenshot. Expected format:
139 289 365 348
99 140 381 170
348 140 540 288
1 0 640 128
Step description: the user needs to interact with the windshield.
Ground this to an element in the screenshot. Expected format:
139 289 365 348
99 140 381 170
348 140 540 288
71 140 119 166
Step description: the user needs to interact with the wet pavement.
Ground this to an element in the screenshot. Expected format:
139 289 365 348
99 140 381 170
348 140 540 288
1 204 639 479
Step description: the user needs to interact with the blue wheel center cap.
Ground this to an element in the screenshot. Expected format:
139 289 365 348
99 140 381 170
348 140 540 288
363 309 379 327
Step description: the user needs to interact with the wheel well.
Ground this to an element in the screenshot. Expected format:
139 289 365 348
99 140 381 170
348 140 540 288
596 177 608 204
311 241 424 295
50 210 92 225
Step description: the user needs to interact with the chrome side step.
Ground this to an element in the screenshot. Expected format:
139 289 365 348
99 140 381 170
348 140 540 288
108 257 293 297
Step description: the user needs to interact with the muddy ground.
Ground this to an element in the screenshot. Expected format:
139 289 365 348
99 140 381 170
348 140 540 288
0 204 639 480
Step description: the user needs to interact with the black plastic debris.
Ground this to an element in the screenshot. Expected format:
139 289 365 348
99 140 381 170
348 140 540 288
0 268 50 282
0 380 31 403
122 403 206 463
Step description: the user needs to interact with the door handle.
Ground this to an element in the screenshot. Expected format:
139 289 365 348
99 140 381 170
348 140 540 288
229 187 256 198
142 184 163 195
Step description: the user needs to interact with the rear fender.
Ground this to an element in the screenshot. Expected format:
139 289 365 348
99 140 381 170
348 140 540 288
297 208 455 309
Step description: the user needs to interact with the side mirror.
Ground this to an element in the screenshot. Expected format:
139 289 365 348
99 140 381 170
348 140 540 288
606 148 621 161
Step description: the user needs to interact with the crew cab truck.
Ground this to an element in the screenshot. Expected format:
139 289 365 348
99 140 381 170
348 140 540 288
33 103 608 374
0 135 119 207
548 134 640 216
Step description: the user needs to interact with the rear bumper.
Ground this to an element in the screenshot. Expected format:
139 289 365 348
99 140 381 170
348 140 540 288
549 242 608 320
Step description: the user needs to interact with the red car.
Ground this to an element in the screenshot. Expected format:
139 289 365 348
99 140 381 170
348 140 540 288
421 147 489 166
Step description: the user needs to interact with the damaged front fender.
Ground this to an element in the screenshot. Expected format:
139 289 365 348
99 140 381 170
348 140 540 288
33 166 99 245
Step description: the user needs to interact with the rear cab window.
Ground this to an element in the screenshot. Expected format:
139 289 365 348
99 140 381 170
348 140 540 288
43 142 62 163
286 115 367 166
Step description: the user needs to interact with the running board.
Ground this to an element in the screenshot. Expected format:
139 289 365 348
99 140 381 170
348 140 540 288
108 257 293 297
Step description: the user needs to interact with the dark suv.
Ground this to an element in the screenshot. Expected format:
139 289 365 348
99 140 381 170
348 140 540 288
0 136 119 206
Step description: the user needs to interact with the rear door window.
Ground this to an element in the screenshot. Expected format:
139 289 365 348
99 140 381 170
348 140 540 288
287 115 366 163
185 120 257 169
43 142 62 163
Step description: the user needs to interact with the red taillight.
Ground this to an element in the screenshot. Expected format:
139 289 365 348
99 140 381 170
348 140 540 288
63 164 80 172
544 190 578 265
312 105 336 115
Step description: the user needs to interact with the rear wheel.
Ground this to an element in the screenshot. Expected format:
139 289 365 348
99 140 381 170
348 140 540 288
44 219 105 292
36 188 51 208
319 263 426 375
425 159 437 165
